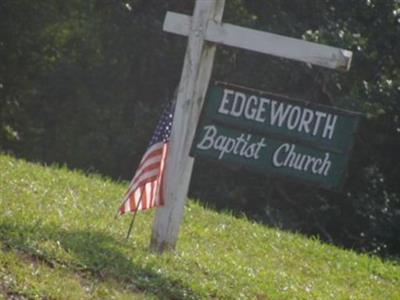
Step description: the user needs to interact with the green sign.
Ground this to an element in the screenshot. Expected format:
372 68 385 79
203 83 361 153
191 82 361 189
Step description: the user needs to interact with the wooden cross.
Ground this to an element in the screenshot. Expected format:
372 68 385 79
150 0 352 253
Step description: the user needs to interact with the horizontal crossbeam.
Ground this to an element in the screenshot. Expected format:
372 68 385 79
163 11 352 71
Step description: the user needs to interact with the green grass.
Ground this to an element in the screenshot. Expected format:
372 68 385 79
0 154 399 299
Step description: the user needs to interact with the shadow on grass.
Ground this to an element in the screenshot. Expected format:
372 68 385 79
0 219 198 300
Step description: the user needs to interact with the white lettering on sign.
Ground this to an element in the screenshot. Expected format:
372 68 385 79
244 95 258 120
197 125 267 160
217 88 338 140
256 97 269 122
322 113 337 139
270 101 292 127
218 88 234 115
272 143 331 176
298 108 314 133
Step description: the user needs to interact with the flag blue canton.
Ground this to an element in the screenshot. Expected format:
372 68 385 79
148 103 175 147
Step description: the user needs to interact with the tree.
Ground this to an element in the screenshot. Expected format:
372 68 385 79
1 0 399 256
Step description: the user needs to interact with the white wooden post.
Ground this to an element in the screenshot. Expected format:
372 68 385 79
150 0 225 252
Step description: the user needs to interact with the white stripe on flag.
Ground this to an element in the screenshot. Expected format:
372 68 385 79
126 168 160 196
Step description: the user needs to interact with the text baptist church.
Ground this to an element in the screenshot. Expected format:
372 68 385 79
217 88 338 140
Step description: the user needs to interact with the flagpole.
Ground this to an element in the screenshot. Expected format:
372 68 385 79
125 192 144 241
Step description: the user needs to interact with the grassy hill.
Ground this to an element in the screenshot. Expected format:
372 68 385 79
0 154 399 299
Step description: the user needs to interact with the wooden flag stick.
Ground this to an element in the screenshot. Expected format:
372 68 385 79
125 192 144 241
125 210 138 241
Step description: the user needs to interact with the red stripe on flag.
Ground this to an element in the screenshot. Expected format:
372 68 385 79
125 152 163 193
131 163 160 185
149 181 155 208
134 150 163 177
128 191 136 212
125 174 158 200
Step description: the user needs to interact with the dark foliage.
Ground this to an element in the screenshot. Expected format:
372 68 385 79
1 0 399 257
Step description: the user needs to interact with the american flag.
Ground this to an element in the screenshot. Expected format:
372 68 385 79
119 103 174 215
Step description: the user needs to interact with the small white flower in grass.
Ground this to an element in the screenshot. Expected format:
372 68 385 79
124 3 132 11
305 284 313 293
